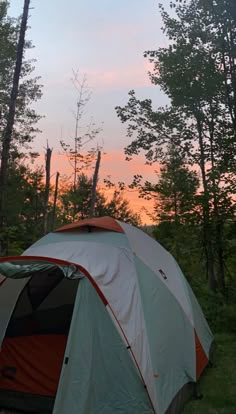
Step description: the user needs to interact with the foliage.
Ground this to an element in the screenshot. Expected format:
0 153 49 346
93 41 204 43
59 173 107 223
58 173 141 227
0 1 43 253
0 163 46 254
116 0 236 291
102 190 141 226
139 144 200 224
153 219 236 333
0 1 42 158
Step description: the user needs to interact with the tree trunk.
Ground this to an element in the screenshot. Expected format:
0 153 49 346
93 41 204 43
90 150 101 217
195 113 217 291
43 145 52 235
51 172 60 231
0 0 30 231
208 108 225 291
221 25 236 134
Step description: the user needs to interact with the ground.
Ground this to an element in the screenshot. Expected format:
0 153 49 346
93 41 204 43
183 333 236 414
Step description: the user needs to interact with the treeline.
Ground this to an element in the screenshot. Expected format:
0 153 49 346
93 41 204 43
1 165 140 255
116 0 236 331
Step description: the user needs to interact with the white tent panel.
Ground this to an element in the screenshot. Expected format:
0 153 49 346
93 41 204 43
24 241 159 412
119 221 193 324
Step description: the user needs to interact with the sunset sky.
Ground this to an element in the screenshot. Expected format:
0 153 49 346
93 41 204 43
10 0 170 223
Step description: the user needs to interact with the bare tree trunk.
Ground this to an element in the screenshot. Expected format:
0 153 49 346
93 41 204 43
90 150 101 217
51 172 60 231
73 103 80 193
43 144 52 235
0 0 30 232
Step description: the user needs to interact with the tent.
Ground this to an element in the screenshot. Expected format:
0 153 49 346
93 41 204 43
0 216 214 414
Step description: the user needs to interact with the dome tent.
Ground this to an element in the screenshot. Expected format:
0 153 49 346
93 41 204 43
0 216 214 414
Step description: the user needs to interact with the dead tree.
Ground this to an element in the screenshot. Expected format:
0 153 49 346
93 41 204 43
90 150 101 217
43 143 53 235
51 172 60 231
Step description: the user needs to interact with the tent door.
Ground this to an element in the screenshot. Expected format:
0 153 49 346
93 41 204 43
0 264 80 413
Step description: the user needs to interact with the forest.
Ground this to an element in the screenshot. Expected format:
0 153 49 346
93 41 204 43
0 0 235 412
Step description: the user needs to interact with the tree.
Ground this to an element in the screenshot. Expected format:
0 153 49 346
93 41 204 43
148 145 199 225
0 0 30 227
43 143 53 234
102 190 141 226
58 173 141 226
60 71 102 191
51 172 60 231
60 70 102 220
90 149 101 217
130 144 199 258
59 173 106 223
0 1 42 252
0 163 46 254
116 0 236 291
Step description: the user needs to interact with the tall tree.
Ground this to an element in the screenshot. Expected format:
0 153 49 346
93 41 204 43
116 0 236 291
0 1 42 255
0 0 30 229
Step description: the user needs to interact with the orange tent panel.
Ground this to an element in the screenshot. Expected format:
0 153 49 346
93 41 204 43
194 330 208 380
55 216 124 233
0 335 67 396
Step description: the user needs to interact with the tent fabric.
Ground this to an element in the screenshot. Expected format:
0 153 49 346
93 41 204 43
0 217 214 414
0 389 54 413
0 277 6 287
53 277 153 414
30 229 130 250
0 277 29 349
0 262 57 279
0 335 67 396
0 261 83 280
55 216 124 234
194 330 209 380
185 281 213 359
134 256 195 414
118 221 194 324
22 241 159 411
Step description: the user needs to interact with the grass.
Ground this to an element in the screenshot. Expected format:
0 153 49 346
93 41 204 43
183 333 236 414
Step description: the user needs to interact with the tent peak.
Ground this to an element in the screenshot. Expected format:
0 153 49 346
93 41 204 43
54 216 124 234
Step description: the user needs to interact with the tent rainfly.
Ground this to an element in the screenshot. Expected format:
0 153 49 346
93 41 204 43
0 217 214 414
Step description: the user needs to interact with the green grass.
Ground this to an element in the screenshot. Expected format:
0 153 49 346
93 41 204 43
183 333 236 414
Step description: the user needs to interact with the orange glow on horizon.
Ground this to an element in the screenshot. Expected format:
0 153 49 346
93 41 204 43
36 151 157 224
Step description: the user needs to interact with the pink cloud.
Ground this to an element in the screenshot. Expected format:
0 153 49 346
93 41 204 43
81 63 151 90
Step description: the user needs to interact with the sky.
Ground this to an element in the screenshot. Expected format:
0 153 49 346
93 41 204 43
9 0 170 223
